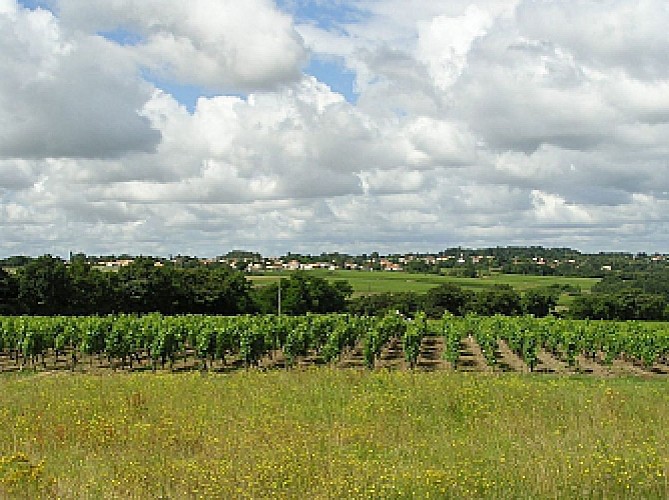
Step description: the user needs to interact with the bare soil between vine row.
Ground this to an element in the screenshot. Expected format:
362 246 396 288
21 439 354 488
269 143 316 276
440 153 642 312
2 335 668 377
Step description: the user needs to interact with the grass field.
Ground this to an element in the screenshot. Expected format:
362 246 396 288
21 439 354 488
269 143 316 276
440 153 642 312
1 370 667 499
247 270 599 306
247 270 599 293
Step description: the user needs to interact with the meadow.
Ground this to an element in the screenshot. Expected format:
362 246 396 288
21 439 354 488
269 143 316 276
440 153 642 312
247 269 599 298
1 369 667 499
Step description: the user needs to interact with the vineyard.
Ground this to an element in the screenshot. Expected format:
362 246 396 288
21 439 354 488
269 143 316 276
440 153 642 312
2 314 669 497
1 313 669 376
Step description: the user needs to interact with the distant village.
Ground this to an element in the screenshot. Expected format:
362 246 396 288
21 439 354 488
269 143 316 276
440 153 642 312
3 247 668 278
87 248 668 276
99 254 482 272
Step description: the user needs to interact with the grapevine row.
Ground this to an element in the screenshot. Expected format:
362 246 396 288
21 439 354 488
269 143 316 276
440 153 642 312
0 313 413 371
2 313 669 373
440 314 669 370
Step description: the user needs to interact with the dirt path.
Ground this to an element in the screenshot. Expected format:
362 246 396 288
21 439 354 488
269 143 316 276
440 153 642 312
535 349 572 374
459 336 492 372
495 340 528 373
337 342 366 369
417 335 446 371
377 337 405 369
574 354 613 376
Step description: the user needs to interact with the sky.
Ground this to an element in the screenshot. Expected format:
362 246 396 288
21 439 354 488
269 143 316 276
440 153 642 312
2 0 669 257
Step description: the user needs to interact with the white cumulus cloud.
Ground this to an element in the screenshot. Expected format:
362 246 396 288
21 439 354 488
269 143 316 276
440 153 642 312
2 0 669 256
56 0 307 92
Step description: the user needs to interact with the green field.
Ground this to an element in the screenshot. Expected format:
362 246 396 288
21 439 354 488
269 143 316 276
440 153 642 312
248 270 599 305
1 370 667 499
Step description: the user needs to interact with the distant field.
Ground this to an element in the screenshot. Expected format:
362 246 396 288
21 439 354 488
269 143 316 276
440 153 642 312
247 270 599 304
1 370 667 499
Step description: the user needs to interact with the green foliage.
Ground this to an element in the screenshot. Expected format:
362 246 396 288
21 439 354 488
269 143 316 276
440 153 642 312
16 256 70 315
2 314 669 376
571 292 667 321
183 266 254 314
594 270 669 299
363 311 406 368
12 256 256 316
470 285 522 316
402 312 427 368
522 287 560 317
347 291 422 317
423 283 472 318
67 257 114 315
321 315 366 364
255 272 352 315
0 268 18 315
438 314 669 372
10 253 609 318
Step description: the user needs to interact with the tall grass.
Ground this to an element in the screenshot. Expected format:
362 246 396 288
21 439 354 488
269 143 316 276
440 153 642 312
1 370 667 498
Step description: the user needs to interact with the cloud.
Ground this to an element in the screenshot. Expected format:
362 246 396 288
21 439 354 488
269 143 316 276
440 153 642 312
516 0 669 80
0 3 160 159
3 0 669 256
0 159 42 190
416 5 493 91
56 0 307 93
52 76 392 208
531 190 593 226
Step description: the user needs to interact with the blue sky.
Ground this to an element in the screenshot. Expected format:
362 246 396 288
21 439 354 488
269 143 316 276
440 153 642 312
305 58 357 104
277 0 366 31
17 0 53 11
278 0 363 104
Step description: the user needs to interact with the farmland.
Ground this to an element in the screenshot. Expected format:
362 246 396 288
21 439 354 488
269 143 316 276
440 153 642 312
246 269 599 295
2 313 669 498
247 270 599 310
0 313 669 376
2 314 669 376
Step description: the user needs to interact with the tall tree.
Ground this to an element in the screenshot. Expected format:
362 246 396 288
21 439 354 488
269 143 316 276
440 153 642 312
423 283 472 318
255 272 352 315
0 267 18 314
17 255 71 315
522 287 560 317
67 256 114 315
115 258 181 314
472 285 522 316
185 266 255 314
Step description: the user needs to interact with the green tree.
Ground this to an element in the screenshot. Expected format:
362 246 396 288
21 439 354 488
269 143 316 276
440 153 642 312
522 287 560 317
114 258 181 313
185 266 255 314
0 267 19 314
570 292 666 320
472 285 522 316
17 255 71 315
423 283 472 318
255 272 352 315
347 292 422 316
67 256 114 315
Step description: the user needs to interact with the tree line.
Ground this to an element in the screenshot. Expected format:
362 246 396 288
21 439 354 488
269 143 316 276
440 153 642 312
0 256 554 318
1 255 667 320
569 270 669 321
348 284 560 319
0 256 350 316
